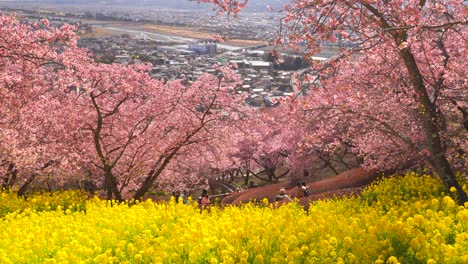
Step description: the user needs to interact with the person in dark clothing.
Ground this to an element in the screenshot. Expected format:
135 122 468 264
180 190 188 204
198 189 209 211
301 182 311 197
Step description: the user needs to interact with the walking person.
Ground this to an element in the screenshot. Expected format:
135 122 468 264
301 182 311 197
180 190 188 204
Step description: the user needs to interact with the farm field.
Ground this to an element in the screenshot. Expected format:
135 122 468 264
76 19 266 48
0 172 467 264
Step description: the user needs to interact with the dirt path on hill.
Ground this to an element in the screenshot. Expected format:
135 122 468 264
222 168 379 205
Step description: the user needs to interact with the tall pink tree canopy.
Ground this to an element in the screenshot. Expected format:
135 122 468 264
0 14 91 193
1 0 467 204
0 13 245 199
203 0 468 203
65 60 244 200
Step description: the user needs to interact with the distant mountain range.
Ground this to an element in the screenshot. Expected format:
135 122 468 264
2 0 289 11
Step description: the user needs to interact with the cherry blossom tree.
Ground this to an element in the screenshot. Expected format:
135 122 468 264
196 0 248 16
157 144 227 193
222 107 299 184
0 14 90 194
203 0 467 203
157 104 253 191
0 13 244 200
67 61 243 200
286 0 467 203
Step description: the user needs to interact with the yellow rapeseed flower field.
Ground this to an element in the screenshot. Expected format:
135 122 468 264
0 172 466 263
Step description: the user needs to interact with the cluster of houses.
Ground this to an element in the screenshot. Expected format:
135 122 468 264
79 34 300 107
6 7 333 107
78 34 304 107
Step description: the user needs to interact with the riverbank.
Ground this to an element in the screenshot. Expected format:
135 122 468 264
79 20 266 47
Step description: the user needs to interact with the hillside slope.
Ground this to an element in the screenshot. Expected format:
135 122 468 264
223 168 378 205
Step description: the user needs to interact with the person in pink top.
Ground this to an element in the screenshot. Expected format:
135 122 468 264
200 194 211 212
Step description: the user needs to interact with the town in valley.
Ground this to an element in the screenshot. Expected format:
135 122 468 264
0 0 338 107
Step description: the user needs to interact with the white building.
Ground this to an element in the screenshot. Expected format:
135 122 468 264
188 42 217 55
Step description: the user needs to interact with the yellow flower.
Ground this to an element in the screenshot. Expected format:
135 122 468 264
134 254 142 262
386 256 400 264
254 254 264 264
0 171 465 263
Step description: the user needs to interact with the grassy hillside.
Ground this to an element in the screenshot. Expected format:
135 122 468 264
0 172 466 263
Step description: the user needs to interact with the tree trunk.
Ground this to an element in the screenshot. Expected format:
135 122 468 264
2 163 17 189
104 169 123 201
133 150 177 201
17 173 36 196
266 168 275 183
104 175 113 200
243 170 250 186
400 47 468 204
132 170 155 201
